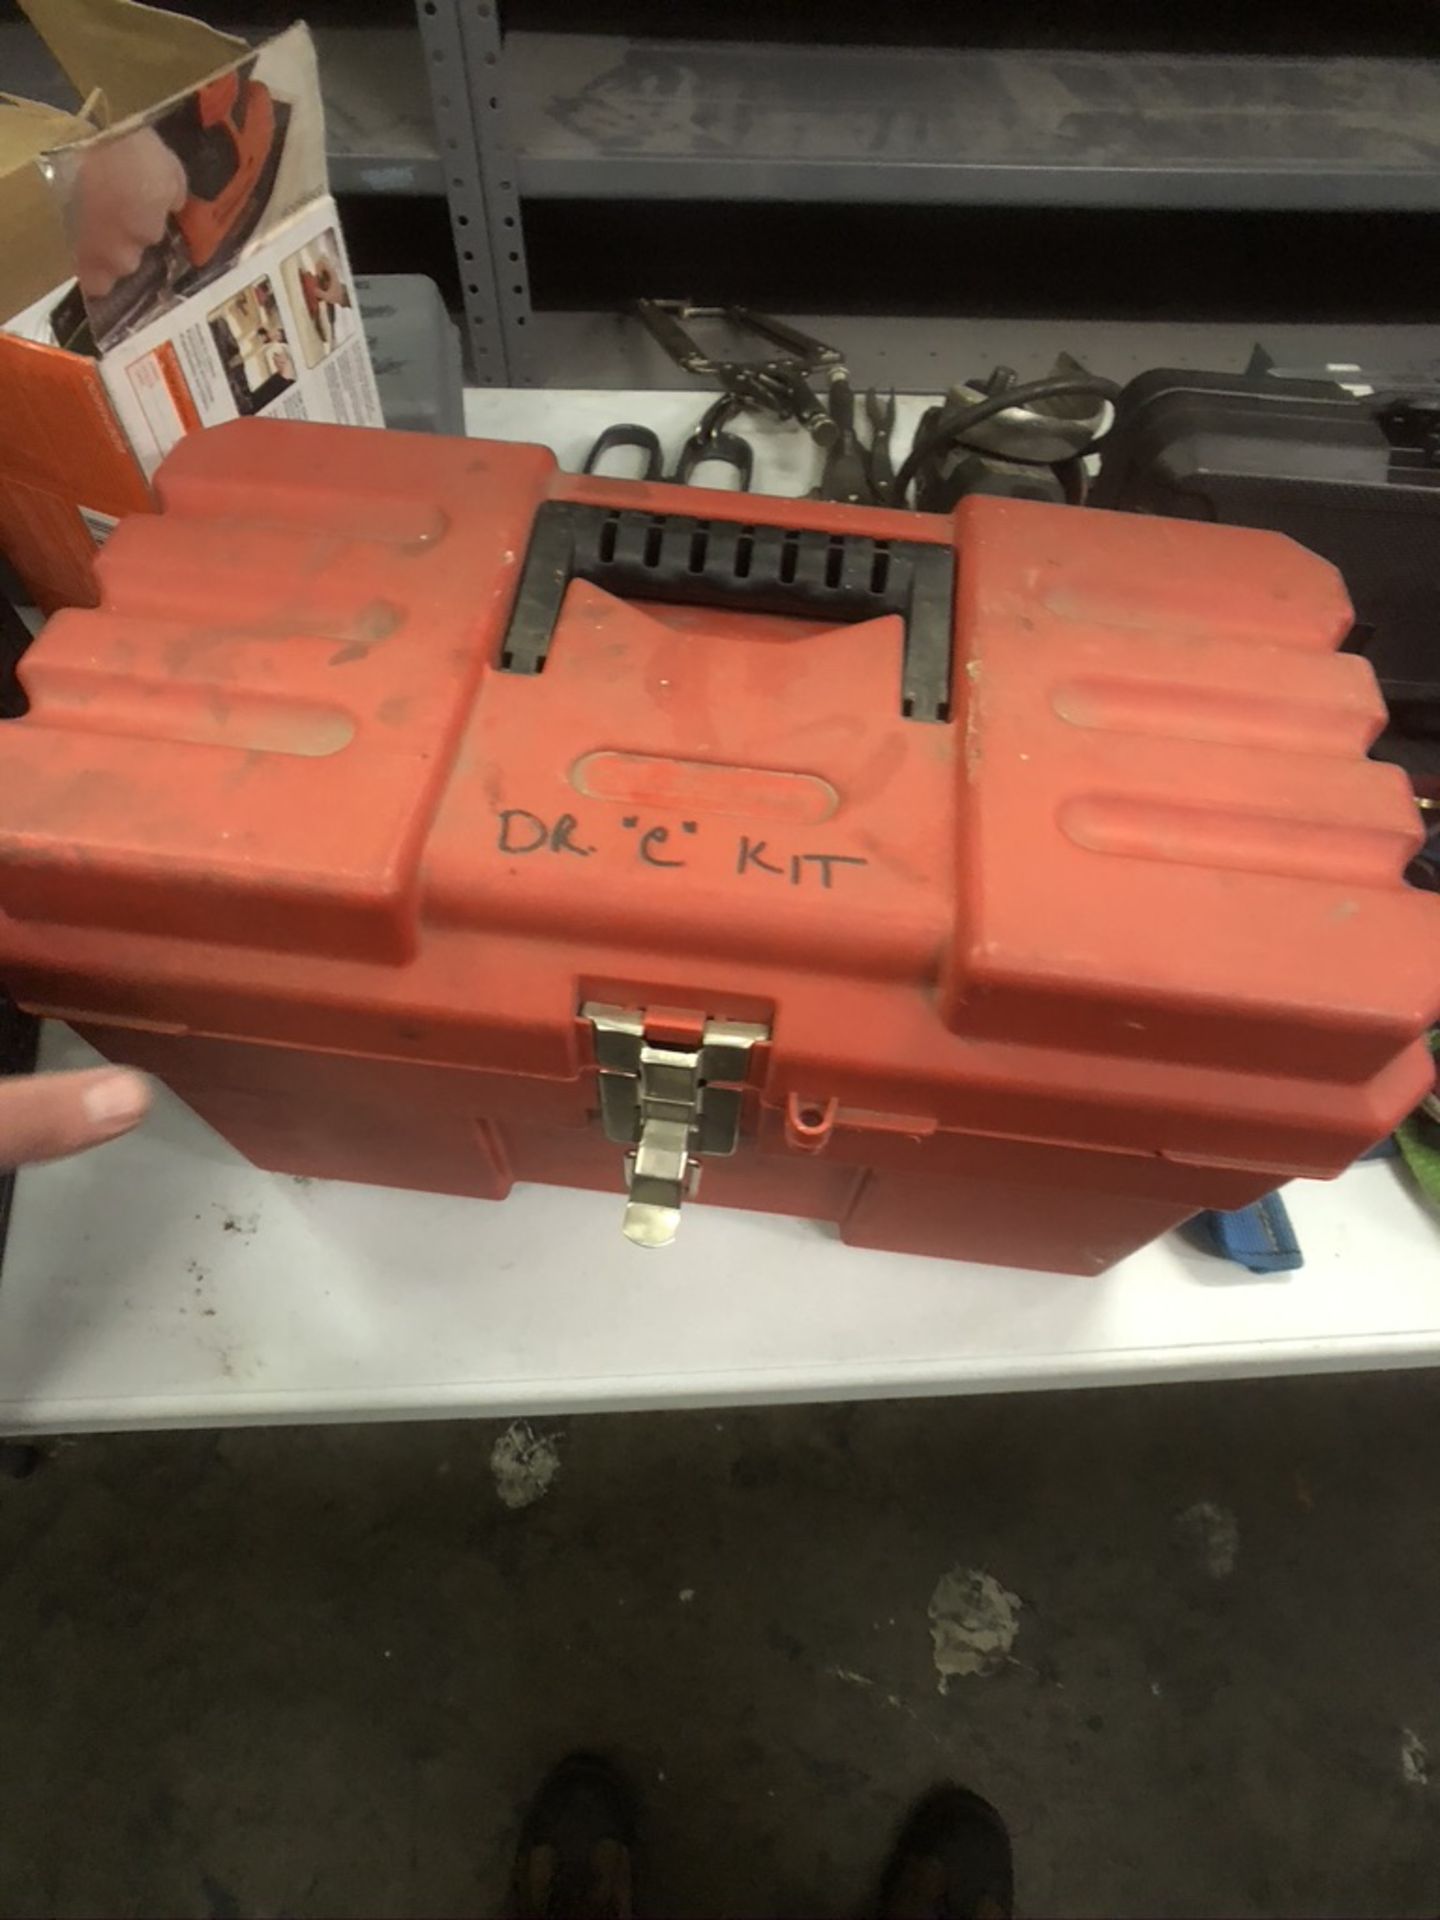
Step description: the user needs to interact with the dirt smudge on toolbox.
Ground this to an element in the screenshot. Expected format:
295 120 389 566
963 658 984 778
354 601 403 643
330 601 404 666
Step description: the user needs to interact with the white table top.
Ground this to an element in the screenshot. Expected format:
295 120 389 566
2 392 1436 1435
2 1027 1438 1435
461 384 941 498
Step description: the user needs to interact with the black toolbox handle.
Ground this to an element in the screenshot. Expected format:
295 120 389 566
499 501 954 723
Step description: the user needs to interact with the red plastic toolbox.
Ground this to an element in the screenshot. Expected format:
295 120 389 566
1 418 1436 1273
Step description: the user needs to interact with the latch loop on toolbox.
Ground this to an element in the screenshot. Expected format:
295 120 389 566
583 1002 770 1248
785 1094 838 1154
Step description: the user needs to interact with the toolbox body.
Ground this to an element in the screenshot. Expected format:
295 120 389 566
0 419 1436 1273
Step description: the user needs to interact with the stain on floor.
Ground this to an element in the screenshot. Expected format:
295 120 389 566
489 1420 562 1512
1 1372 1438 1917
1173 1499 1241 1581
927 1565 1024 1690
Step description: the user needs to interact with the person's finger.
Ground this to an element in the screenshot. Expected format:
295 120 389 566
78 240 146 299
129 195 174 247
164 147 190 214
77 257 119 298
0 1069 152 1170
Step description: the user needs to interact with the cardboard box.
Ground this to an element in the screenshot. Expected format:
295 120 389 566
0 0 382 613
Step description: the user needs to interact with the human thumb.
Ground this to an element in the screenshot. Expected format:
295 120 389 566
0 1068 152 1170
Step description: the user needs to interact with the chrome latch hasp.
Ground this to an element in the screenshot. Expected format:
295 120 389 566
582 1003 771 1250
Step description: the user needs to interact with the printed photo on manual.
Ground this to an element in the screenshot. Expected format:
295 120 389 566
280 226 358 368
99 197 380 477
206 274 296 416
38 22 326 354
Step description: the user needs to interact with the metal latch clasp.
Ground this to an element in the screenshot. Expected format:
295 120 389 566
582 1003 770 1249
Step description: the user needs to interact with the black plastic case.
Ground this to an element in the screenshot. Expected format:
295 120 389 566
1092 370 1440 729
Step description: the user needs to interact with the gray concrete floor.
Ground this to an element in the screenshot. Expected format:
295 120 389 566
0 1373 1437 1918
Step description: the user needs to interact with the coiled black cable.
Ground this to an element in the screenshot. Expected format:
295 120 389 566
894 375 1123 508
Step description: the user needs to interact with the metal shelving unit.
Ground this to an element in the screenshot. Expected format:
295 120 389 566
312 24 442 197
415 7 1440 387
520 312 1440 399
0 18 442 202
503 35 1440 209
11 2 1439 388
416 0 534 386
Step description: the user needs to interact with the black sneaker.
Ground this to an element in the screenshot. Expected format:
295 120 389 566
876 1783 1015 1920
514 1753 638 1920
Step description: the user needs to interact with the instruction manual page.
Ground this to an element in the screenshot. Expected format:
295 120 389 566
38 22 381 478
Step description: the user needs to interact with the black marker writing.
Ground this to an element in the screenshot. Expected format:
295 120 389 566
495 807 868 891
737 835 785 877
738 837 869 890
638 826 684 868
623 815 697 870
496 807 595 857
550 813 593 857
497 808 547 854
793 853 868 890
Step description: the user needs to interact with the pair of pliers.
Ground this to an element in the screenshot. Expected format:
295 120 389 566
865 388 897 505
583 417 753 491
817 367 871 505
815 374 899 506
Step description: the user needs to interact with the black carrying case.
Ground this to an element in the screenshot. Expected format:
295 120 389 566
1092 368 1440 731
